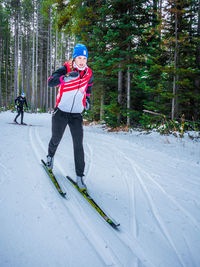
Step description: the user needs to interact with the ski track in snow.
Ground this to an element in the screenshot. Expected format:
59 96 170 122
84 142 94 181
84 130 200 267
84 141 154 267
117 135 199 266
29 126 124 267
0 162 8 185
140 167 200 232
84 139 161 267
183 235 196 267
29 125 156 267
0 162 11 204
83 135 157 267
132 162 186 267
1 112 200 267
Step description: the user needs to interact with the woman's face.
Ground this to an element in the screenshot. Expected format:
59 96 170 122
74 56 87 69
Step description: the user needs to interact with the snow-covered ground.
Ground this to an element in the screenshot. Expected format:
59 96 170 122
0 110 200 267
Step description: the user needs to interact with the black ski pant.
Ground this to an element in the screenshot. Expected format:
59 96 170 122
48 108 85 177
15 108 24 123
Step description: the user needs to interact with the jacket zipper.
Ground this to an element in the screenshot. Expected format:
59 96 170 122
70 74 82 113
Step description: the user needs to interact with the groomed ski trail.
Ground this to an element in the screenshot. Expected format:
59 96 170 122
2 111 200 267
29 126 139 267
84 129 200 267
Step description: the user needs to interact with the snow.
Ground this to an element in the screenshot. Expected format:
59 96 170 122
0 110 200 267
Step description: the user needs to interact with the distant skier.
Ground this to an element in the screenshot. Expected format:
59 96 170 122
14 92 28 125
46 43 94 191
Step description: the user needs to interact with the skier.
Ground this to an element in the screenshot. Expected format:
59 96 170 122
46 43 94 191
14 92 28 125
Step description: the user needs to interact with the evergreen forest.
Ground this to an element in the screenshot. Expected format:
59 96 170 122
0 0 200 132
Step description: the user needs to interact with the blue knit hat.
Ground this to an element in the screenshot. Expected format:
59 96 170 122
73 44 88 59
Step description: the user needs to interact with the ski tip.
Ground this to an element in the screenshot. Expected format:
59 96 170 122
110 222 120 230
41 159 46 166
61 192 67 198
108 219 120 229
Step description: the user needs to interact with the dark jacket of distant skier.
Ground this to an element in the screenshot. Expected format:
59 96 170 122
15 94 28 110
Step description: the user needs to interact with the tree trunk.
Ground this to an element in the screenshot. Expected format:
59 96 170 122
35 5 39 110
100 77 104 121
5 35 9 107
127 66 131 126
171 10 179 120
117 65 123 123
46 23 49 112
10 53 13 104
38 15 44 110
159 0 163 37
14 13 19 100
60 32 63 65
49 8 52 111
194 0 200 120
21 33 24 94
0 38 2 107
40 34 44 109
26 40 30 103
31 2 35 112
153 0 158 27
100 88 104 121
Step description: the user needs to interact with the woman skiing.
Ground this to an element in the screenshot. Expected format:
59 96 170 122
46 43 93 191
14 92 28 124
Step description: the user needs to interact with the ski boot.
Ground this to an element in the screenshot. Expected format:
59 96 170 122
76 176 87 191
46 155 54 171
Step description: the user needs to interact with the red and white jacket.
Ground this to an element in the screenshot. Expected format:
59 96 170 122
48 61 93 113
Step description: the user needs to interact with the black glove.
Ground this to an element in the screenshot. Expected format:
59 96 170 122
85 96 90 110
63 71 79 82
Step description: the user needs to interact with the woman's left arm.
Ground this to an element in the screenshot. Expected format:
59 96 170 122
86 72 94 95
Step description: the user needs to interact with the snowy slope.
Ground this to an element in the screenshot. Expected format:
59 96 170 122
0 110 200 267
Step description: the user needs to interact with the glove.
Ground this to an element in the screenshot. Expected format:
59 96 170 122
63 71 79 83
85 96 90 110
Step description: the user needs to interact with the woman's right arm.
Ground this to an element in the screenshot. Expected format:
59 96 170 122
48 65 67 87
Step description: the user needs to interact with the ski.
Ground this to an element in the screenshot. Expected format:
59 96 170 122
66 176 120 229
8 122 32 126
41 159 66 198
